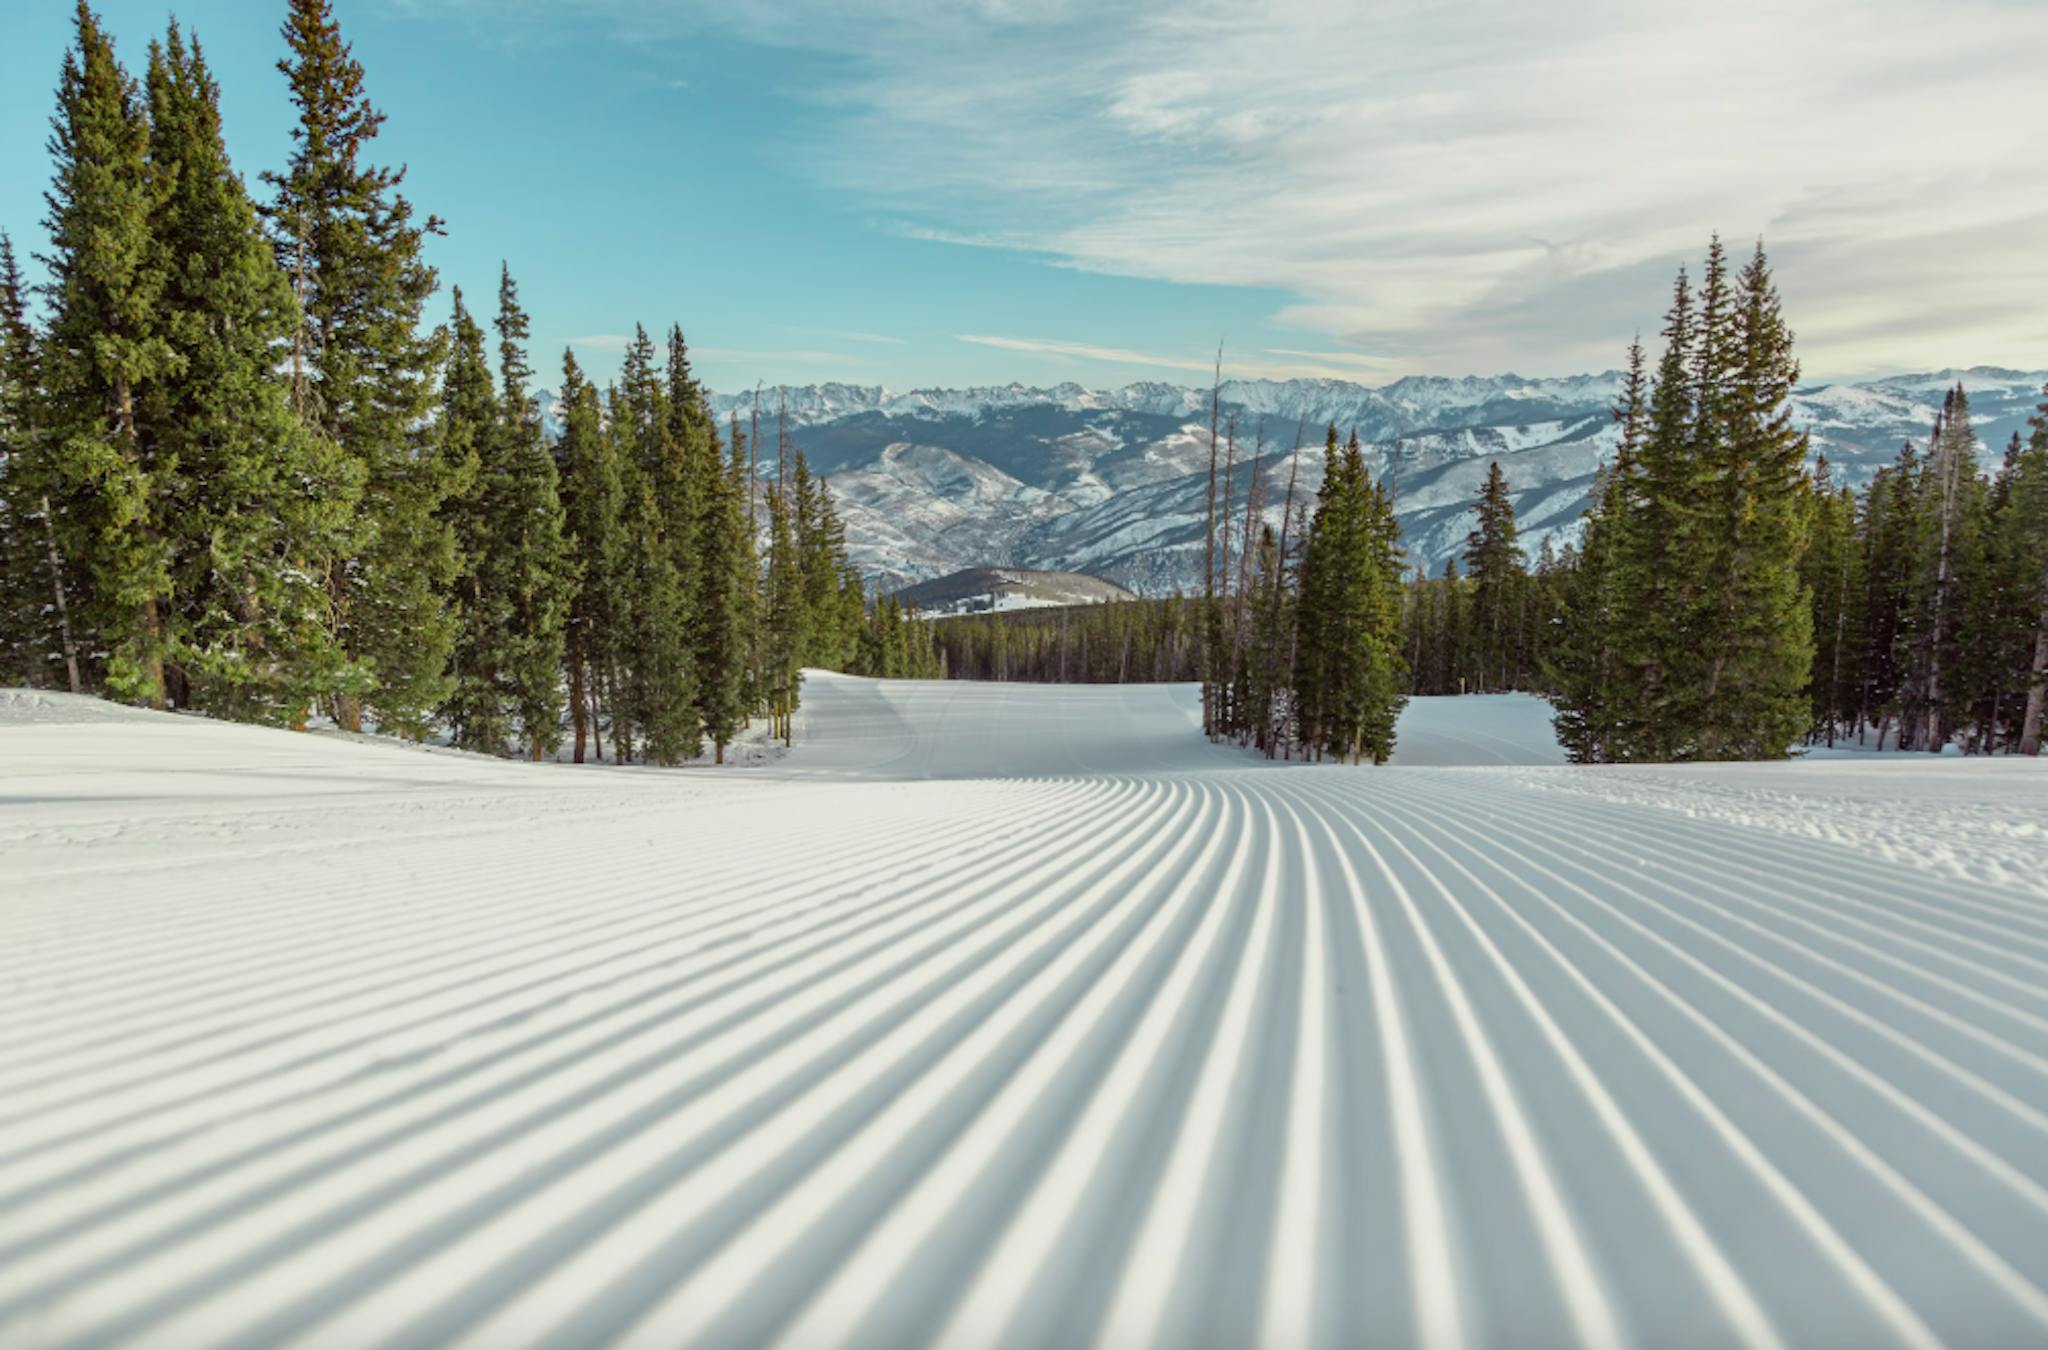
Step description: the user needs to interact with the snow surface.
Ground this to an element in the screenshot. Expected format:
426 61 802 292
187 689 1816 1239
5 679 2048 1347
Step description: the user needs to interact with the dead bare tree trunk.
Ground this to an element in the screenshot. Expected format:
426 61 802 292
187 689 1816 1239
1201 345 1222 738
2021 583 2048 756
38 495 82 694
1270 419 1306 759
1923 413 1962 751
569 650 587 763
111 376 167 709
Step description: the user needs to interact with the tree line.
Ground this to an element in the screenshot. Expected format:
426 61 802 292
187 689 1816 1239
1797 385 2048 754
926 596 1203 683
1544 237 2048 760
0 1 882 763
923 236 2048 764
1398 461 1573 699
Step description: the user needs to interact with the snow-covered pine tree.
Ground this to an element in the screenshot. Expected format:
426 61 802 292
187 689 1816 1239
266 0 457 736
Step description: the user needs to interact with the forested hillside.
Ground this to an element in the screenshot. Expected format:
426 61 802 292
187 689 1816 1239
0 2 917 761
2 6 2042 767
925 240 2048 764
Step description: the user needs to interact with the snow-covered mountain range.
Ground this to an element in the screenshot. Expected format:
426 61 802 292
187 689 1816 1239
546 367 2047 594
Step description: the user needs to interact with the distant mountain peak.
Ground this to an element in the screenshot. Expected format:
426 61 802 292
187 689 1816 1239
550 365 2046 598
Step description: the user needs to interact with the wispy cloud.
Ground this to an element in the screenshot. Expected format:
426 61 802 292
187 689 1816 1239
957 334 1407 383
567 334 632 353
443 0 2048 377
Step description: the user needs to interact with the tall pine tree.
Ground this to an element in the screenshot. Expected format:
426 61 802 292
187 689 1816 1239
266 0 455 735
1696 241 1812 759
40 2 176 707
555 349 623 762
143 23 365 722
1463 459 1524 693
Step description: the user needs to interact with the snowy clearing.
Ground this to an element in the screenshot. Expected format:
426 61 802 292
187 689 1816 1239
4 678 2047 1348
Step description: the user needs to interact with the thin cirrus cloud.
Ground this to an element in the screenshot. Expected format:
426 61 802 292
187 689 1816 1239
484 0 2046 380
957 334 1400 383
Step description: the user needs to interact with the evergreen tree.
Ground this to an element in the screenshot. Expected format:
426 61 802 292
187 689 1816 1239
727 413 763 724
1802 461 1861 746
1293 429 1406 762
439 288 505 752
1696 241 1812 759
627 482 698 762
794 451 853 668
1463 459 1524 692
40 2 176 706
612 323 698 761
1609 266 1701 758
266 0 455 734
1561 241 1822 761
0 232 74 689
555 349 622 762
1854 446 1917 743
693 412 751 762
2012 385 2048 754
1290 426 1343 751
762 482 803 743
488 266 573 759
1963 432 2035 750
1896 388 1983 750
142 24 365 722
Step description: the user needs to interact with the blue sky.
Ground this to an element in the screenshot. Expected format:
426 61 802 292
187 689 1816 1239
5 1 2046 394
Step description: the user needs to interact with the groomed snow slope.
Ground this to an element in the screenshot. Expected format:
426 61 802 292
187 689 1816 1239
4 679 2047 1348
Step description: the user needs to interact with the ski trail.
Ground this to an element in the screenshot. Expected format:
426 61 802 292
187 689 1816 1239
4 677 2045 1348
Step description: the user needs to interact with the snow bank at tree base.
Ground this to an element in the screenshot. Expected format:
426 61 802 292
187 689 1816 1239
4 677 2046 1348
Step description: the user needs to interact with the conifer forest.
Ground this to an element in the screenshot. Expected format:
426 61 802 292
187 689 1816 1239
0 1 900 764
4 4 2044 767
